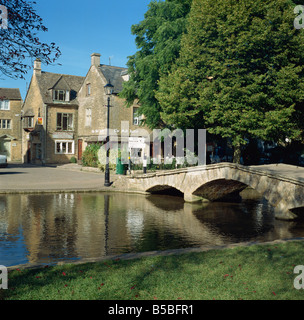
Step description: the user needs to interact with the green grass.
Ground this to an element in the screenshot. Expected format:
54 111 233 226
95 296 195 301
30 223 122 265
2 240 304 300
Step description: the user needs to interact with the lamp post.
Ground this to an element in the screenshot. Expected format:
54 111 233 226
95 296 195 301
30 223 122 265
104 80 114 187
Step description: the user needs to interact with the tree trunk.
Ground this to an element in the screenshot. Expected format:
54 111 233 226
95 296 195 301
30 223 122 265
233 144 242 164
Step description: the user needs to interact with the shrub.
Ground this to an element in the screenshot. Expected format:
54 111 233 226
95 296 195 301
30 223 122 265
70 156 77 163
82 144 100 168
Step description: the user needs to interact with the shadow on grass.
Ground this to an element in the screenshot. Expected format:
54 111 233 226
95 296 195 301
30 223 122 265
4 240 304 300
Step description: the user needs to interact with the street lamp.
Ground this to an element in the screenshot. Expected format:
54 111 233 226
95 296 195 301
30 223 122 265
104 80 114 187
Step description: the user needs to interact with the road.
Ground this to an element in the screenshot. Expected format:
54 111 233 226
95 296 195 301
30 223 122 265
0 163 114 193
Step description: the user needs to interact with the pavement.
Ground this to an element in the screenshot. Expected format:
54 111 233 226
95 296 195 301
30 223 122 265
250 163 304 183
0 163 121 193
1 162 304 194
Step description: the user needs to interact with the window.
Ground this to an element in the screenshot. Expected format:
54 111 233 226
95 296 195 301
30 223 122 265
53 90 69 101
0 100 9 110
0 119 11 129
55 141 74 154
86 84 91 96
57 113 73 131
133 107 139 126
24 117 34 128
85 108 92 127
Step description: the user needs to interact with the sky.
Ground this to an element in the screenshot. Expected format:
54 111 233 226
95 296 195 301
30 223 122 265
0 0 152 100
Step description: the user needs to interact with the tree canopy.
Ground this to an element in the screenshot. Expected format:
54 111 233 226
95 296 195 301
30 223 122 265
0 0 61 79
156 0 304 162
119 0 192 129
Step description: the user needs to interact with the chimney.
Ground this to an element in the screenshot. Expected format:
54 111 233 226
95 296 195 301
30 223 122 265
91 53 101 67
34 58 41 75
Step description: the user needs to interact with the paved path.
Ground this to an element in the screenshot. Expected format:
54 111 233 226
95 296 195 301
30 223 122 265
1 162 303 194
250 163 304 182
0 164 118 193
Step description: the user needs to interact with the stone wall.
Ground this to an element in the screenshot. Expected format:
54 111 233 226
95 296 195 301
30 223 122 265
120 163 304 220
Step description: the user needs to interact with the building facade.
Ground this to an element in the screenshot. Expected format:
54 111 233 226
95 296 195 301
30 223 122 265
22 59 84 164
0 88 23 162
77 53 151 163
22 53 152 165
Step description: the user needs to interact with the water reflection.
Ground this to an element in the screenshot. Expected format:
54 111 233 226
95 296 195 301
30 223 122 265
0 191 304 267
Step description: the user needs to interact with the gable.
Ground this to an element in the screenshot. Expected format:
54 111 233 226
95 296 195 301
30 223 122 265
50 76 71 91
98 65 128 94
35 72 85 104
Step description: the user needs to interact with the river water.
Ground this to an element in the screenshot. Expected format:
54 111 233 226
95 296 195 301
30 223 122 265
1 190 304 267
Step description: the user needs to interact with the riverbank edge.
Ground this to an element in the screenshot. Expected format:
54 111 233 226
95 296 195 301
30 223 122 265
2 165 304 272
7 237 304 272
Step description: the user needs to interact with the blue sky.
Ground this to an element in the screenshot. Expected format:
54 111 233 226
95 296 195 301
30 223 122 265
1 0 152 99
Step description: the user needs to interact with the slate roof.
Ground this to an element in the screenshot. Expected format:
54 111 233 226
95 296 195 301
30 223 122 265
99 65 128 94
0 88 22 100
35 72 85 104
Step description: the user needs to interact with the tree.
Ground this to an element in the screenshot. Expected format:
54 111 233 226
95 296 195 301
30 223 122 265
157 0 304 163
119 0 192 129
0 0 61 79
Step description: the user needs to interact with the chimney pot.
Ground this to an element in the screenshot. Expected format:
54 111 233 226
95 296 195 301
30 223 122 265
34 58 41 75
91 53 101 67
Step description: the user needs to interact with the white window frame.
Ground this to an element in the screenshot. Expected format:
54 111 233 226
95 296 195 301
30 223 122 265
55 140 75 155
56 113 73 131
0 119 11 129
24 117 34 128
0 100 10 110
53 90 70 102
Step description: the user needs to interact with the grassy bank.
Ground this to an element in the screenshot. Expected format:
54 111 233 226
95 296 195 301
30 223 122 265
2 240 304 300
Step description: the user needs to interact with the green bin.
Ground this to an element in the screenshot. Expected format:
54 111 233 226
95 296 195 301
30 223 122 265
116 158 127 175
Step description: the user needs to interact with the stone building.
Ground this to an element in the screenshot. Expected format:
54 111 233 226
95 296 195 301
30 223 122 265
0 88 23 162
77 53 151 163
22 58 85 164
22 54 152 165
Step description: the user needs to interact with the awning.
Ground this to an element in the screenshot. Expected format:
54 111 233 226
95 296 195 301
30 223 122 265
0 134 17 140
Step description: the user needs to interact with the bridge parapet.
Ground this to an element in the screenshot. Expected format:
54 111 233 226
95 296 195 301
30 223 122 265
120 163 304 220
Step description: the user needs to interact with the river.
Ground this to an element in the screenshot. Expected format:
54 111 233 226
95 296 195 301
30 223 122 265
1 189 304 267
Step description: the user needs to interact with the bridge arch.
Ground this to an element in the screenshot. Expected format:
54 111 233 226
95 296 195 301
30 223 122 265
146 184 184 197
192 178 249 202
127 163 304 220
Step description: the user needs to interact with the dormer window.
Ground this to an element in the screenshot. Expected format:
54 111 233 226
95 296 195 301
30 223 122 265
53 90 70 102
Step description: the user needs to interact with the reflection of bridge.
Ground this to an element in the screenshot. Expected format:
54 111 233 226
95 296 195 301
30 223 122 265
121 163 304 220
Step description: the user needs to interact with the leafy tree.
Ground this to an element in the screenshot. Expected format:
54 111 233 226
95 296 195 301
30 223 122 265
120 0 192 129
157 0 304 163
0 0 61 79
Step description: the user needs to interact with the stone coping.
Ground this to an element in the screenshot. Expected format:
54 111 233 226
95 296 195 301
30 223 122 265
7 237 304 272
130 162 304 187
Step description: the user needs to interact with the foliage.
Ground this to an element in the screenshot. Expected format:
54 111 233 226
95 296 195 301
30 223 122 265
82 144 100 168
70 156 77 164
119 0 192 129
0 0 61 79
156 0 304 163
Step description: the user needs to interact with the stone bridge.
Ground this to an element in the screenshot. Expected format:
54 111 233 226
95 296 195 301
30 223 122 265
120 163 304 220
